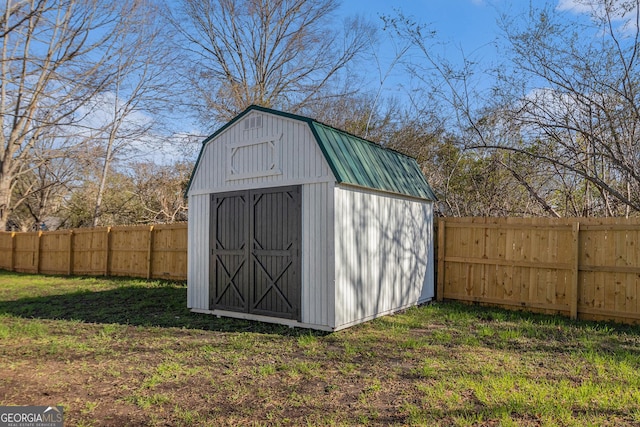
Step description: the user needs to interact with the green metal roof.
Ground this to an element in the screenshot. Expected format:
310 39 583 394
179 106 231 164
309 121 436 201
187 105 436 201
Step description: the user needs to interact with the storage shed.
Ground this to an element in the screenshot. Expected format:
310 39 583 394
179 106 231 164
186 105 437 331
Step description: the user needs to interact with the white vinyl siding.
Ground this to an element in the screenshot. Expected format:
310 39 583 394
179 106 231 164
189 112 332 194
187 194 210 310
334 186 434 329
301 181 336 329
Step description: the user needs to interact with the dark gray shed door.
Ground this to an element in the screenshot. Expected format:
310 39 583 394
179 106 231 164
210 186 301 320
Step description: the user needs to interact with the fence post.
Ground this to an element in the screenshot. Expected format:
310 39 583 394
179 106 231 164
10 232 16 272
147 225 155 280
570 221 580 320
104 227 112 276
67 230 74 276
35 231 42 274
437 218 445 301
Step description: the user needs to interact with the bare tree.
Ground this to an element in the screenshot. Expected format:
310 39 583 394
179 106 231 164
8 134 80 231
0 0 141 230
168 0 375 124
381 13 553 216
384 2 640 217
301 91 399 143
60 159 191 227
89 2 178 227
130 161 190 223
491 0 640 216
300 17 412 144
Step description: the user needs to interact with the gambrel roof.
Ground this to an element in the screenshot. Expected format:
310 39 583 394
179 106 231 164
186 105 436 201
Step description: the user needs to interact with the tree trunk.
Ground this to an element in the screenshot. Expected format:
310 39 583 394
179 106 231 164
0 173 12 231
92 133 115 228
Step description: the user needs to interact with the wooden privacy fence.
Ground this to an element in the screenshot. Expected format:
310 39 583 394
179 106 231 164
437 217 640 324
0 224 187 281
2 218 640 325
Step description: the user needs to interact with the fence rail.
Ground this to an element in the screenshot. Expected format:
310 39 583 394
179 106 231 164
437 217 640 324
0 224 187 281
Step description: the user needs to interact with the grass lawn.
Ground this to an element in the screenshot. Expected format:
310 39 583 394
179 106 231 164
0 271 639 426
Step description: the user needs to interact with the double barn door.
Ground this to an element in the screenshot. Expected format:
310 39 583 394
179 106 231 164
210 186 301 320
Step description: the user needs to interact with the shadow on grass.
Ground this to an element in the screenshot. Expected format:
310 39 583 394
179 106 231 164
0 281 319 336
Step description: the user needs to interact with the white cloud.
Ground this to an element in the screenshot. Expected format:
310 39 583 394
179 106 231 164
556 0 638 19
556 0 593 13
79 92 153 133
556 0 639 36
65 92 192 166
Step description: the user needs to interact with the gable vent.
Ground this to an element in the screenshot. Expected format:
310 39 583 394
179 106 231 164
243 114 263 130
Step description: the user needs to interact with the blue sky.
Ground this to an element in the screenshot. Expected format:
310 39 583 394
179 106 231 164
334 0 536 106
336 1 618 76
332 0 611 116
340 0 503 48
339 0 514 65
